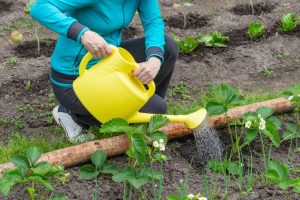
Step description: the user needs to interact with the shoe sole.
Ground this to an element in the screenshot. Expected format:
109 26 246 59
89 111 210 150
52 105 60 125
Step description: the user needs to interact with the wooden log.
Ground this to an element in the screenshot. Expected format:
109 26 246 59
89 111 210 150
0 97 293 174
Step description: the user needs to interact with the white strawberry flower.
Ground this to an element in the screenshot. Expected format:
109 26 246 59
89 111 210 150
288 95 294 101
259 121 266 130
198 197 208 200
159 144 166 151
153 141 159 148
159 139 164 144
245 120 252 128
187 194 195 199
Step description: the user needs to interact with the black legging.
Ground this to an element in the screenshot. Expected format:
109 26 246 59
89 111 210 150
52 35 179 128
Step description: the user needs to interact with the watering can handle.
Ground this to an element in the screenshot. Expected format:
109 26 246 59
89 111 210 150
79 46 155 99
78 46 118 76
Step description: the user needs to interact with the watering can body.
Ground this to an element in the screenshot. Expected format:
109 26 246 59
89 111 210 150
73 46 155 123
73 45 207 129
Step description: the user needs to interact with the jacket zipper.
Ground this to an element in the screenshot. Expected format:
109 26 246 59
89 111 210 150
122 0 126 28
72 45 84 75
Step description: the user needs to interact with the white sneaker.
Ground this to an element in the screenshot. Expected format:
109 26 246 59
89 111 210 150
52 105 83 141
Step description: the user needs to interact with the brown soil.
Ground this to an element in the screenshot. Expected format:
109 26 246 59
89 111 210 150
14 39 56 58
164 12 209 29
0 1 12 14
230 2 277 16
1 0 300 199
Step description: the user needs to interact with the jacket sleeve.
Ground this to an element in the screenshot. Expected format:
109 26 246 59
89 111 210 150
138 0 165 62
30 0 94 42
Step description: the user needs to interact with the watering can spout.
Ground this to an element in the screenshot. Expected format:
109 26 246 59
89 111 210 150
127 108 207 129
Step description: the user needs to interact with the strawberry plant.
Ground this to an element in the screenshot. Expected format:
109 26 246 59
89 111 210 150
208 159 241 176
172 34 200 54
241 107 281 147
265 160 300 193
239 107 281 170
0 146 67 199
283 83 300 113
279 13 300 32
80 150 117 200
282 123 300 141
247 22 265 38
98 115 169 199
205 84 245 116
199 31 229 47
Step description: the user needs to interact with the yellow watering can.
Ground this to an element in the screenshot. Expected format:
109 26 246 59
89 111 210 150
73 46 207 129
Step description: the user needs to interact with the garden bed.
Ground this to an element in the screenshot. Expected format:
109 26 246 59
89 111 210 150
0 0 300 199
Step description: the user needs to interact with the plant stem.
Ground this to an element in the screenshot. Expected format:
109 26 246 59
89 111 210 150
123 182 127 200
33 20 40 54
259 132 267 170
158 160 164 200
149 161 157 200
247 146 254 192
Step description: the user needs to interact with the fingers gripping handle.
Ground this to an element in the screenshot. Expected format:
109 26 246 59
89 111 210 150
79 45 118 76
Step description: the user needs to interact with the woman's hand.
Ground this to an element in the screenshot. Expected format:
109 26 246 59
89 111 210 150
80 30 112 58
133 57 161 84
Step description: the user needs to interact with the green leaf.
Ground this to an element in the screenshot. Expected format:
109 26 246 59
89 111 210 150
127 174 149 189
167 195 180 200
263 129 280 147
282 91 294 99
267 160 289 182
208 160 227 174
280 13 298 32
10 155 30 169
293 186 300 193
243 128 258 145
267 116 281 129
26 175 54 190
148 115 170 133
140 168 163 180
0 170 22 196
130 132 147 164
33 162 64 178
79 164 99 180
227 162 241 175
206 101 227 116
26 146 43 166
91 151 107 170
49 194 69 200
256 107 274 119
27 187 35 200
265 169 280 183
101 163 119 174
112 168 133 183
213 84 235 104
229 119 243 126
229 94 245 105
263 120 281 147
100 118 132 134
153 153 169 162
146 130 167 143
247 22 265 38
278 180 291 190
289 178 300 187
282 123 300 140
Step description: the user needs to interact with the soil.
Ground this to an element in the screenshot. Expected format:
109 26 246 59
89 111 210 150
0 0 300 199
230 2 277 16
0 1 12 14
14 39 56 58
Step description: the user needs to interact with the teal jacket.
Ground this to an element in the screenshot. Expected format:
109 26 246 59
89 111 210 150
30 0 165 83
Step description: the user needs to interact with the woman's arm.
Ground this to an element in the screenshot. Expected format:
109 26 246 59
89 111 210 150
30 0 93 42
30 0 111 57
138 0 165 62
